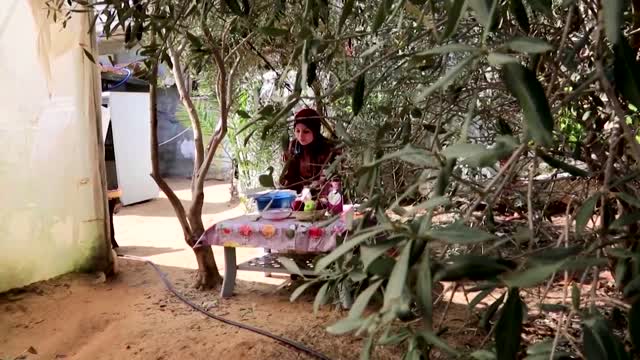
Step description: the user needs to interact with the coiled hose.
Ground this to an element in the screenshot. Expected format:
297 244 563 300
118 254 331 360
107 67 132 90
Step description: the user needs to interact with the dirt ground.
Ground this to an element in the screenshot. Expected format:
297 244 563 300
1 179 471 360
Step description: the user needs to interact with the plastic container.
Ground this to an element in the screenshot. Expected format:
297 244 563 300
326 181 343 215
255 191 297 211
261 208 292 220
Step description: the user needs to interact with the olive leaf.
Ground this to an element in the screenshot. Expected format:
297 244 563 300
417 330 461 357
603 0 625 44
417 249 433 326
352 73 366 116
615 192 640 208
383 240 413 309
313 282 330 313
441 0 468 41
526 0 552 17
290 281 317 302
82 48 96 63
509 0 530 33
258 27 290 37
278 257 304 277
495 288 524 360
361 243 395 270
316 225 391 271
372 0 393 32
506 37 553 53
536 150 589 177
414 56 475 102
488 53 519 66
582 315 629 360
416 44 478 56
427 223 495 244
575 194 600 238
468 0 492 28
502 62 554 147
349 279 384 319
502 261 564 288
614 37 640 107
326 317 364 335
338 0 355 32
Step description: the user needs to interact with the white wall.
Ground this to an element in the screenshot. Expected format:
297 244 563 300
0 0 111 292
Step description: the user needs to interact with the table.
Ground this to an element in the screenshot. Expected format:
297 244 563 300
197 214 347 298
107 188 122 199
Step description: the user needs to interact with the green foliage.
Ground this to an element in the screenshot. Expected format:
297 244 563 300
501 62 554 147
176 98 218 137
227 88 286 191
264 0 639 358
495 288 523 360
582 315 630 360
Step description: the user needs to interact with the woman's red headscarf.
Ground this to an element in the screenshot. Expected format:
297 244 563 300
293 108 323 138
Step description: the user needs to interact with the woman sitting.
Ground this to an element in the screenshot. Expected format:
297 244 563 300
279 108 339 194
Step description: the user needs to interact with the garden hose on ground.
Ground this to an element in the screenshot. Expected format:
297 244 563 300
117 254 331 360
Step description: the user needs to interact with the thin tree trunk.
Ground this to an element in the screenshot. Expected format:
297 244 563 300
185 46 234 290
149 48 192 241
167 44 223 289
188 47 229 229
168 46 205 189
147 36 222 289
168 45 207 230
193 245 222 289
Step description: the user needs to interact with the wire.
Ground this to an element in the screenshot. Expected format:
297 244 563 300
158 127 192 146
118 254 331 360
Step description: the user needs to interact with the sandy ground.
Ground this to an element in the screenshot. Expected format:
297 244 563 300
0 179 481 360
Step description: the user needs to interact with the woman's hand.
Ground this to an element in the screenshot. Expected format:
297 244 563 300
314 174 329 188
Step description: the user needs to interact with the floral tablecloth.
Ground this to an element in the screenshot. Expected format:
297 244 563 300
197 215 347 252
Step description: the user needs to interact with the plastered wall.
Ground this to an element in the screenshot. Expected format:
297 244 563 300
0 0 111 292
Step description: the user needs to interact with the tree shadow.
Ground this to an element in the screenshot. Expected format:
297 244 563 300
116 246 183 257
118 197 236 218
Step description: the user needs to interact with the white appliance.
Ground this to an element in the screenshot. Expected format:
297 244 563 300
101 91 158 205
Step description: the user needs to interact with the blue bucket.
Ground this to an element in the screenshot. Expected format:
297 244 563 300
255 191 296 211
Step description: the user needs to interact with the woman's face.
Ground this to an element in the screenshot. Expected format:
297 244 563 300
294 123 314 146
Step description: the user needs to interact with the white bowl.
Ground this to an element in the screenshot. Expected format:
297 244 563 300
260 209 292 220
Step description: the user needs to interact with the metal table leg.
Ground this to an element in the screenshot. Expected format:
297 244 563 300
221 247 237 298
264 248 272 277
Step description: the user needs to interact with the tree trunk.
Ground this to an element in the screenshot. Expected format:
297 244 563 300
147 39 224 290
157 18 241 291
187 193 222 289
192 235 223 289
169 44 229 290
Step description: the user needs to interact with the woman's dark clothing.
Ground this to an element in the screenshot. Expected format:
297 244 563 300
279 139 338 193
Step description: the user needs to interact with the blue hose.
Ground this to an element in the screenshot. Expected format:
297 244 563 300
107 67 132 90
